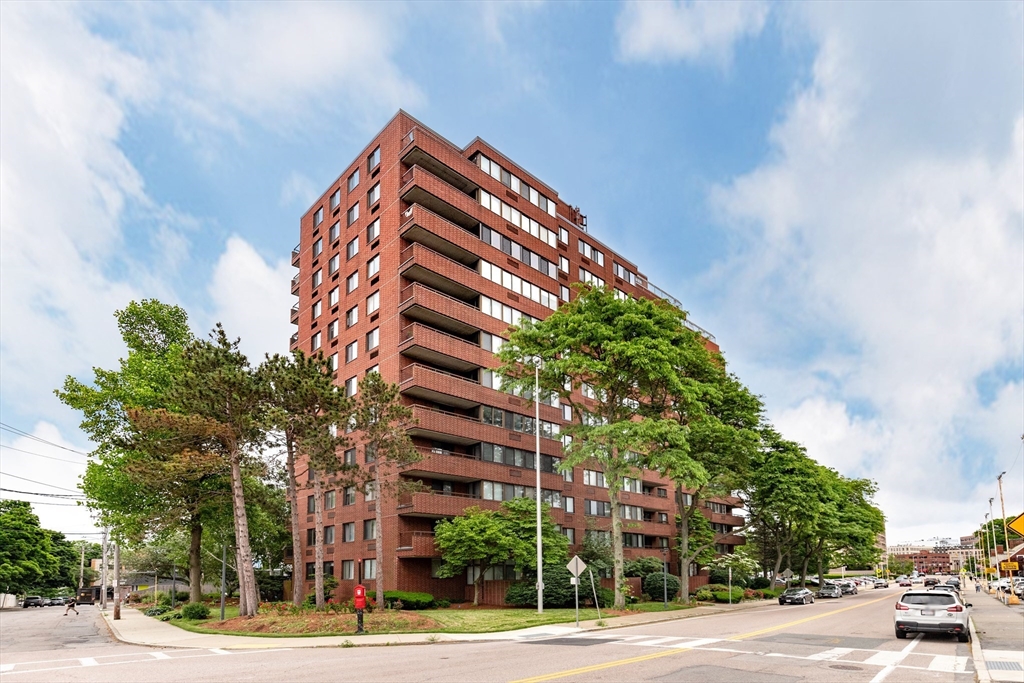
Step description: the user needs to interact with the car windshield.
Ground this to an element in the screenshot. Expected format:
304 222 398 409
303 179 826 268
783 588 804 595
901 593 956 606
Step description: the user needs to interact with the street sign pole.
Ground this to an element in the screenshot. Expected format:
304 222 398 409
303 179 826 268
566 555 587 627
588 569 601 621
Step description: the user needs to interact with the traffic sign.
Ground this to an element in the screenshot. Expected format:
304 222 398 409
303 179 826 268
781 569 793 579
566 555 587 577
1008 513 1024 539
1000 561 1019 572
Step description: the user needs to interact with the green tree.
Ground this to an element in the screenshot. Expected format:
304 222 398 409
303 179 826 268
0 501 57 594
497 286 709 608
41 532 85 594
887 555 914 577
349 372 419 606
579 524 613 578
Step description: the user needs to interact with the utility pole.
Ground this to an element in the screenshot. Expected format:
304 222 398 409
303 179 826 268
989 497 998 579
113 543 121 620
997 471 1019 605
100 528 108 609
78 542 85 590
982 513 992 581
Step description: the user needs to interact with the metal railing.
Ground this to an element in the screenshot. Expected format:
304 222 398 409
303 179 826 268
645 281 716 341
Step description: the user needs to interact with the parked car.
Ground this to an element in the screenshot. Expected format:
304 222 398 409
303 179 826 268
839 581 858 595
22 596 44 608
50 597 66 606
779 587 815 605
874 579 890 588
945 578 961 588
923 577 939 586
817 584 843 599
894 590 971 642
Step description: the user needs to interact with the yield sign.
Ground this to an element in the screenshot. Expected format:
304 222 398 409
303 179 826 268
566 555 587 577
1008 513 1024 539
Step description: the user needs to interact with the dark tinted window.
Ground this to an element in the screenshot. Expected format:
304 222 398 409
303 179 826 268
783 588 804 595
902 593 955 606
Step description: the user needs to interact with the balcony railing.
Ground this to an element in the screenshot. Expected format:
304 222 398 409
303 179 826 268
400 363 480 387
399 243 480 280
291 244 300 266
290 303 299 324
400 203 480 241
399 283 482 319
290 333 298 347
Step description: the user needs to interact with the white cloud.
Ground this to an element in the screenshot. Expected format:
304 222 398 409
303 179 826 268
616 0 769 66
206 236 293 363
689 2 1024 541
279 171 318 209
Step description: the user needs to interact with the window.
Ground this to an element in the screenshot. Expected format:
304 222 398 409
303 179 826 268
328 254 340 275
343 448 356 466
559 227 569 244
329 287 340 307
622 478 642 494
560 285 570 302
311 332 321 352
367 255 380 278
580 268 605 288
312 300 321 319
562 527 575 544
327 320 339 340
614 288 628 301
313 207 323 227
584 500 611 517
312 269 322 289
366 364 379 376
313 238 323 258
347 203 359 226
348 169 359 192
324 525 335 545
347 237 359 260
346 271 359 293
307 495 315 513
480 332 504 352
366 291 380 315
367 183 380 206
342 560 354 580
366 327 379 351
343 487 356 506
330 189 341 210
564 497 574 513
363 519 376 540
559 256 569 272
345 376 357 397
613 263 637 286
367 218 379 243
578 239 604 266
368 147 380 171
364 480 377 500
583 470 607 488
478 225 558 279
477 189 557 248
346 305 358 328
325 490 336 510
363 558 377 580
478 260 559 310
365 443 377 463
305 562 315 579
561 404 572 422
306 528 316 545
342 522 355 542
328 353 338 372
329 221 340 242
345 341 358 363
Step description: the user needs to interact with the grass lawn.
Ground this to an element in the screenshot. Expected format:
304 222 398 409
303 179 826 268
619 602 691 613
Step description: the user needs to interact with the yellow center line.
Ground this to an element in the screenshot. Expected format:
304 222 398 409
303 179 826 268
509 594 894 683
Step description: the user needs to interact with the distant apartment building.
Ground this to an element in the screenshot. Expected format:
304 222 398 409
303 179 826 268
289 111 744 602
895 550 951 575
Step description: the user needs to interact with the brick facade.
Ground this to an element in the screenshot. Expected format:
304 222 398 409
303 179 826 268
291 111 741 604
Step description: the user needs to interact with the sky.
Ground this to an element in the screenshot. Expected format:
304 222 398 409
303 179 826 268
1 1 1021 546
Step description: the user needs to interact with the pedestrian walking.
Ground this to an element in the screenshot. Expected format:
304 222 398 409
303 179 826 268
975 582 981 593
63 597 78 616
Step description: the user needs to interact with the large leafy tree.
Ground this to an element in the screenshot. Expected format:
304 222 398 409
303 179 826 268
0 501 57 594
348 372 419 603
498 286 709 608
262 351 352 607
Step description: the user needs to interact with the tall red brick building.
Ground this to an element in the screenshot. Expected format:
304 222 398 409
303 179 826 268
290 111 744 602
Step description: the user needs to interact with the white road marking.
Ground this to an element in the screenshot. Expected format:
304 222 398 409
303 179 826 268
78 658 98 667
0 649 291 677
808 647 854 661
869 634 923 683
149 652 172 660
928 655 969 672
0 667 12 674
208 648 232 655
668 638 719 649
632 637 686 647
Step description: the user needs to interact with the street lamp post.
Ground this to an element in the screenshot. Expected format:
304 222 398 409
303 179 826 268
534 362 543 614
661 548 668 608
989 497 998 580
997 472 1019 605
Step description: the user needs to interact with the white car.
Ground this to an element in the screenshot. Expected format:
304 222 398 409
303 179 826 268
894 590 971 642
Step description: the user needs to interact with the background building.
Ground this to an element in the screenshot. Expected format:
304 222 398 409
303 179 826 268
290 112 743 602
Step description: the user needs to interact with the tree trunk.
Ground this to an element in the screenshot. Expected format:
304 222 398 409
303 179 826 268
473 566 482 606
800 554 810 587
374 470 384 607
235 546 246 616
314 472 325 609
228 448 259 617
609 487 625 609
676 486 690 599
285 435 303 606
817 554 825 585
189 518 203 604
772 533 785 583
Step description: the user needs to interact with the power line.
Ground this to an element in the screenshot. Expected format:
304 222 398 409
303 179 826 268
0 471 81 493
0 444 89 465
0 423 90 456
0 487 85 499
0 497 82 507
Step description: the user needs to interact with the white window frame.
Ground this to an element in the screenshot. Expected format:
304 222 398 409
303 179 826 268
367 255 380 278
366 291 380 315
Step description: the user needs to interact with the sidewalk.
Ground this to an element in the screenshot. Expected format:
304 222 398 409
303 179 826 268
101 598 778 650
967 578 1024 683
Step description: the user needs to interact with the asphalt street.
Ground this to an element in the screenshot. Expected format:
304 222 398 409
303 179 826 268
0 590 976 682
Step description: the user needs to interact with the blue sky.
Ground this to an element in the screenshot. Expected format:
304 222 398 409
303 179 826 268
1 1 1021 544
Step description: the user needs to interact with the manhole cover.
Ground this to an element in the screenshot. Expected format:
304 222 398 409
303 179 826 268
829 665 863 671
988 662 1023 671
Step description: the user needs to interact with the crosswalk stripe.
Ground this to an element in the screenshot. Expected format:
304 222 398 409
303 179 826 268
79 658 98 666
149 652 172 660
808 647 854 661
632 637 686 647
928 655 969 672
864 651 906 666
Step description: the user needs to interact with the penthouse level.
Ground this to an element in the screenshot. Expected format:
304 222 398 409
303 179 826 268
290 111 735 604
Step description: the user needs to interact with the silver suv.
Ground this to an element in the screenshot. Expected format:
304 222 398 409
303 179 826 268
893 590 971 642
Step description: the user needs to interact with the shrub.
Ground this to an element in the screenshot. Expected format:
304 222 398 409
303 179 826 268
180 602 211 620
434 598 451 609
706 584 728 593
505 565 577 608
760 588 781 599
144 606 170 617
642 572 680 601
712 588 745 603
749 576 771 590
694 588 714 602
624 557 665 578
366 591 435 610
593 586 614 608
709 569 748 588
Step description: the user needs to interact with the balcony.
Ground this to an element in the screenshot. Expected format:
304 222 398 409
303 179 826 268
396 490 499 518
718 534 746 547
290 333 298 348
402 446 568 490
399 283 495 338
291 274 300 296
707 511 746 528
399 205 480 266
396 531 441 558
400 363 482 410
400 166 480 233
408 405 563 457
400 127 480 197
399 244 479 303
292 244 300 267
399 323 492 374
290 303 299 325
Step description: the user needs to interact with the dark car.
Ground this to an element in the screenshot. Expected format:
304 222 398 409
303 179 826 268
839 581 858 595
945 578 961 588
817 584 843 599
923 577 939 586
22 596 44 608
779 587 815 605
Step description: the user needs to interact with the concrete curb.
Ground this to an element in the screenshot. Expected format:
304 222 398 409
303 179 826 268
969 616 992 683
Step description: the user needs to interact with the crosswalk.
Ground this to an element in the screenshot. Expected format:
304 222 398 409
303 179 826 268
0 647 290 677
561 632 972 674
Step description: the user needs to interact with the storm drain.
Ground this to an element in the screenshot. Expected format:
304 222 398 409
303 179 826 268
987 661 1023 671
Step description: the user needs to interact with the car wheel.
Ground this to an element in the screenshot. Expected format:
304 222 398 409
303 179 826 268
779 600 785 605
957 633 970 643
810 597 814 604
895 629 907 639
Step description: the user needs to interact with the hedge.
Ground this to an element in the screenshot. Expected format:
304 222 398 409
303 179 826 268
642 572 680 601
366 591 434 610
712 588 745 603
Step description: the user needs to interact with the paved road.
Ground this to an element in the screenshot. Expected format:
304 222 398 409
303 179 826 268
0 590 976 682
